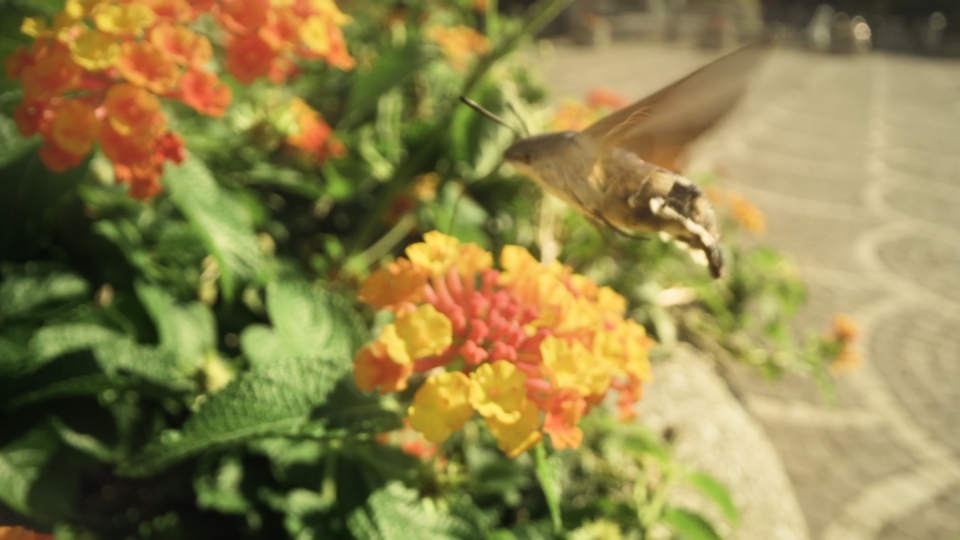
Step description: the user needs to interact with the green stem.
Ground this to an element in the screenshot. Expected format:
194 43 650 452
342 212 417 275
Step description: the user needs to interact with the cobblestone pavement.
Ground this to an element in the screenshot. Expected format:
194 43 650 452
541 42 960 539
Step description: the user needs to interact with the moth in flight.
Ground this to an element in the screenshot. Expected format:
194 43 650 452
462 39 773 278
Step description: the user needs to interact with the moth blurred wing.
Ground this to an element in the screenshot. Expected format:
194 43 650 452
582 39 774 171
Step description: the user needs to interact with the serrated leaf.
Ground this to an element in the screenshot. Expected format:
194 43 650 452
135 281 215 368
119 281 363 476
0 264 89 322
29 325 181 383
118 355 330 477
347 482 456 540
0 424 60 516
30 324 122 365
662 508 723 540
163 156 269 301
684 471 739 526
266 280 366 360
240 324 287 370
534 444 562 534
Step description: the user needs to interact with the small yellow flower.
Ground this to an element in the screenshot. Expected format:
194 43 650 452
406 231 461 277
469 360 528 423
95 3 156 37
457 243 493 278
541 335 610 397
65 0 106 19
300 16 331 54
485 399 542 458
499 245 541 283
595 319 652 383
378 304 453 365
408 371 473 443
70 28 119 71
597 286 626 317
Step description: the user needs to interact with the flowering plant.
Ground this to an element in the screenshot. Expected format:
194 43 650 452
6 0 350 197
354 231 653 457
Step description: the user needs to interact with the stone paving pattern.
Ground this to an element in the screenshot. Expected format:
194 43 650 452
541 42 960 539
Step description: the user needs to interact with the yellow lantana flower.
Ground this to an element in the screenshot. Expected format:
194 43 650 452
70 28 119 71
406 231 461 277
541 335 611 397
378 304 452 365
469 360 527 423
95 3 156 36
456 243 493 278
407 372 473 443
485 400 542 458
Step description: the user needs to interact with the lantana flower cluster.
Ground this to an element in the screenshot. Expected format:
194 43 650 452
354 231 654 458
5 0 352 198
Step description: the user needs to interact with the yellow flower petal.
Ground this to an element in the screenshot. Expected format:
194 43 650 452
485 400 542 458
407 372 473 443
70 28 119 71
469 360 527 423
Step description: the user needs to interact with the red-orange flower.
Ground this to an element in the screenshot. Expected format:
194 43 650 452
179 69 232 117
218 0 271 35
542 388 586 450
102 83 161 136
358 258 429 311
0 526 54 540
225 33 278 84
115 41 180 93
353 341 414 394
20 41 82 100
150 24 212 66
39 141 86 172
50 99 100 156
285 97 343 164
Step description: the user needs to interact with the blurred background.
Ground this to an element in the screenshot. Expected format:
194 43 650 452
528 1 960 539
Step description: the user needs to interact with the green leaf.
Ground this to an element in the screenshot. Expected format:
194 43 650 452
533 444 562 534
0 424 60 516
239 324 287 370
684 471 739 526
29 325 182 383
0 114 39 169
118 282 362 476
0 151 88 260
194 454 250 514
0 263 89 322
662 508 723 540
117 355 330 477
135 282 216 368
347 482 457 540
340 41 429 129
265 279 366 360
163 156 269 301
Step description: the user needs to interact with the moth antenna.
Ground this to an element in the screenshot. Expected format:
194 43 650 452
459 96 521 138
